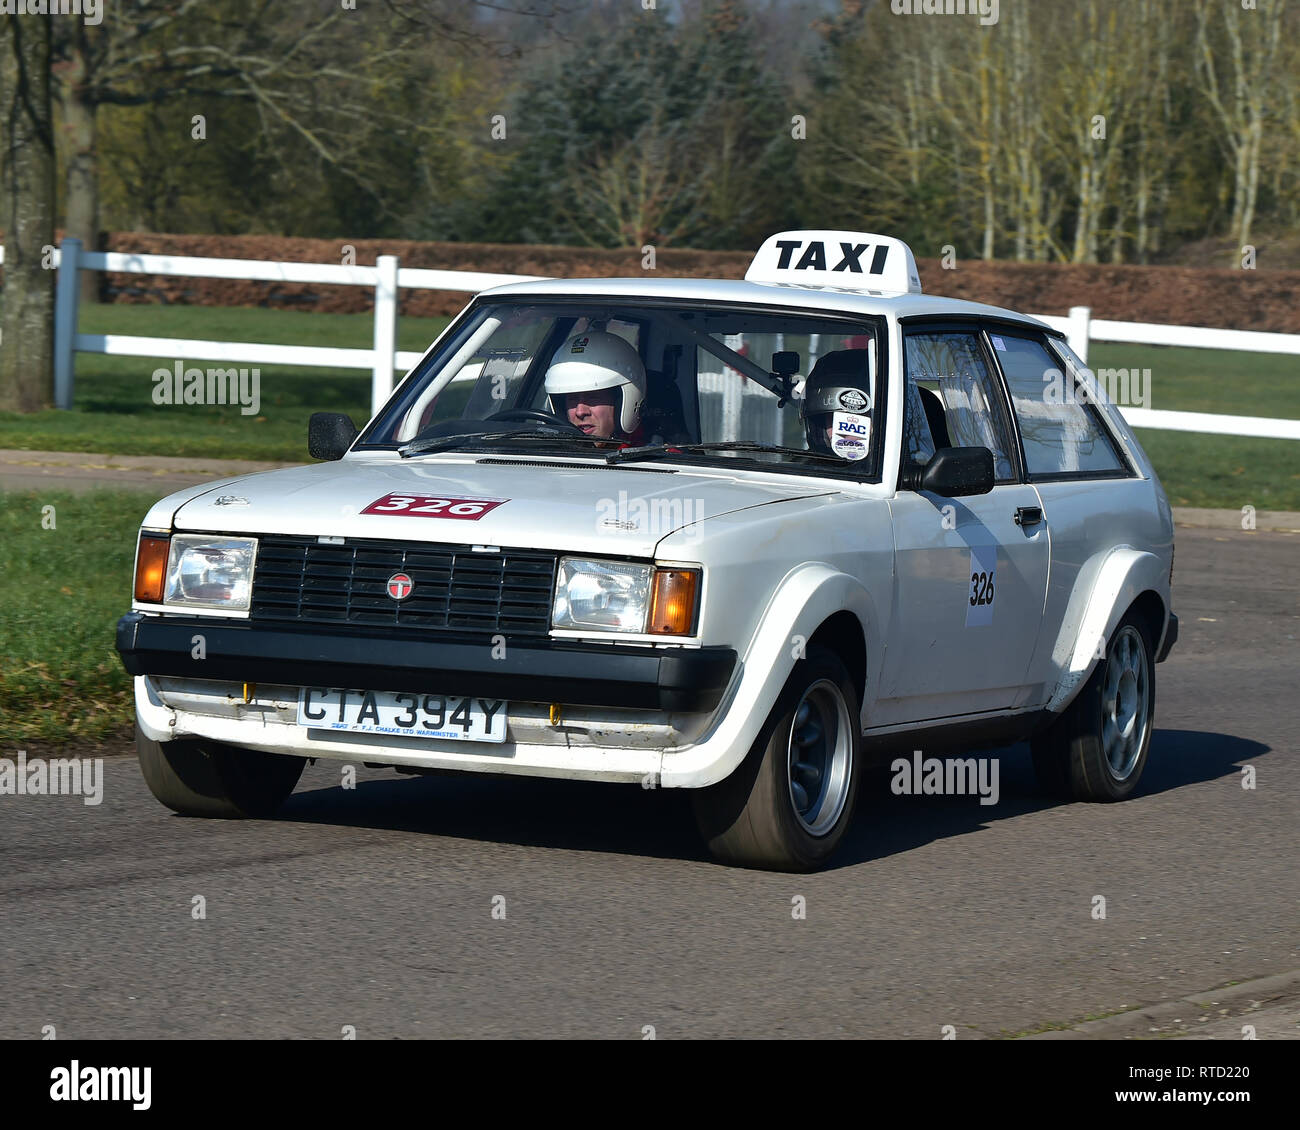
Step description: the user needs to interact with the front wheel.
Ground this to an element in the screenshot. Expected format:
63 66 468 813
136 723 305 818
692 647 862 871
1031 611 1156 802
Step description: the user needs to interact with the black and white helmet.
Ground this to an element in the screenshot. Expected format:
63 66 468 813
800 349 872 453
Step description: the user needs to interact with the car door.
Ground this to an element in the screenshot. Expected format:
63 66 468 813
875 323 1050 727
984 329 1146 704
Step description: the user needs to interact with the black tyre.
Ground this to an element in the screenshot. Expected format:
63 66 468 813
692 646 862 871
136 723 305 818
1031 610 1156 802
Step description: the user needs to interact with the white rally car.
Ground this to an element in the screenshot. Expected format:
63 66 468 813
117 230 1177 871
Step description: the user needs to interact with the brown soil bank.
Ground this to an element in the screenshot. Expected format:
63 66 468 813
81 232 1300 334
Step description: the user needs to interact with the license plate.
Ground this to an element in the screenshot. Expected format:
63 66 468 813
297 688 507 743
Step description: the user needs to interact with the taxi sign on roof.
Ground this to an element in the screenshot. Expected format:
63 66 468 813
745 230 923 296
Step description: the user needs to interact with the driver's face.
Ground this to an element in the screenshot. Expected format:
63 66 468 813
564 388 619 438
809 414 835 449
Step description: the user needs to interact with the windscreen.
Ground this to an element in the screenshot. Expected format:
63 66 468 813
360 300 885 477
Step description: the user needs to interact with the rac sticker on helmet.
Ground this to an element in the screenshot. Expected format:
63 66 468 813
362 494 509 519
830 411 871 460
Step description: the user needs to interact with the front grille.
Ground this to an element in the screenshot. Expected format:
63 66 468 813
250 536 557 636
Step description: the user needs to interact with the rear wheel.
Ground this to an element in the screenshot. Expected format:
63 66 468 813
1031 611 1155 802
692 646 862 871
136 723 305 818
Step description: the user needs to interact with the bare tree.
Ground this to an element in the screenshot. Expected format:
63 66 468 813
1043 0 1137 263
1194 0 1287 261
1 16 56 413
995 3 1075 265
50 0 561 294
1001 6 1040 261
560 116 697 248
1126 0 1180 263
803 11 974 254
916 23 1000 261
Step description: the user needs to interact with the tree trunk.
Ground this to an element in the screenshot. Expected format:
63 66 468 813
1135 166 1150 264
56 38 99 306
0 18 56 414
904 70 921 188
982 178 995 261
979 41 996 260
1088 166 1103 263
1239 111 1263 254
1231 141 1249 251
1072 160 1091 262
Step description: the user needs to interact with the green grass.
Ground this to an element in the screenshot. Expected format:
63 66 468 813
1089 341 1300 420
0 490 148 742
0 305 451 462
0 307 1297 507
1088 341 1300 509
1133 429 1300 509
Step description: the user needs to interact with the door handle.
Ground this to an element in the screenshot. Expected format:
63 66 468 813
1015 506 1043 527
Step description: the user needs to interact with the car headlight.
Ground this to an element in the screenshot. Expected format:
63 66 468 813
160 535 258 610
552 557 699 636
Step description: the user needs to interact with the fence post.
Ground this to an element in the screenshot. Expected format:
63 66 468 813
371 255 399 418
53 237 82 410
1067 305 1092 364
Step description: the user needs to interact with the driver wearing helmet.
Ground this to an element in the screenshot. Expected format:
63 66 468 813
799 349 872 458
544 330 648 446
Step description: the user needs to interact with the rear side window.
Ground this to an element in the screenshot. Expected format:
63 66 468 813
989 332 1127 478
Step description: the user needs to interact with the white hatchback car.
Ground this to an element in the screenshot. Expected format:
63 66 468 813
117 230 1177 871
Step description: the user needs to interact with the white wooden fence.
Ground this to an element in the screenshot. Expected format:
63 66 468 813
1 238 1297 439
1036 307 1300 440
25 238 543 417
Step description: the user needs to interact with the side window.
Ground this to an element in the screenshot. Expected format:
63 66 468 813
989 332 1126 477
900 358 936 466
903 331 1017 482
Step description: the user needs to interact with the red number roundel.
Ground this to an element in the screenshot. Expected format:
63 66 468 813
361 494 509 520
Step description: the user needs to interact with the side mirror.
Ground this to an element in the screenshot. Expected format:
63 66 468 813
308 412 359 461
903 446 995 497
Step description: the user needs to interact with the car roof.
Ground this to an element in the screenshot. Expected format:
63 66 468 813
476 276 1055 333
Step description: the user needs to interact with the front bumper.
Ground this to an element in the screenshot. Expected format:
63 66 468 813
133 674 706 783
115 612 736 713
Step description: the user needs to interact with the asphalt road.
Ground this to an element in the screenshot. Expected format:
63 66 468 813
1 526 1296 1040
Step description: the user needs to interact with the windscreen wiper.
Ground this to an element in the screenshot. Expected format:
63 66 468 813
605 441 846 466
400 430 613 458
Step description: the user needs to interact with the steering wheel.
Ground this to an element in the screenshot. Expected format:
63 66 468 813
484 407 581 431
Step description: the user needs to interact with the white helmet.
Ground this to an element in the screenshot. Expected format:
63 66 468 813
545 331 647 435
